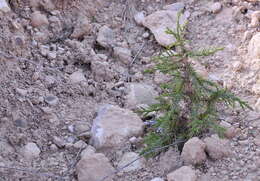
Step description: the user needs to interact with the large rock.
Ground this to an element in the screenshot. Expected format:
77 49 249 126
90 104 144 150
167 166 197 181
143 10 187 47
76 153 114 181
248 33 260 59
0 0 10 13
126 83 158 109
97 25 115 48
118 152 144 172
204 135 231 160
159 148 181 174
181 137 206 165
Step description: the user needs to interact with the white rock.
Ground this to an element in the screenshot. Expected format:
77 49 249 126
204 135 231 160
248 32 260 59
118 152 144 172
209 2 222 14
97 25 115 48
31 11 49 27
126 83 158 109
21 142 41 160
181 137 206 165
143 10 187 47
163 2 185 11
69 70 86 83
113 47 132 65
134 11 145 25
167 166 197 181
151 178 164 181
76 153 114 181
90 104 144 151
0 0 11 13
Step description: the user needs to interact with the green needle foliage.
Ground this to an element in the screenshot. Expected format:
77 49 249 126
141 12 252 157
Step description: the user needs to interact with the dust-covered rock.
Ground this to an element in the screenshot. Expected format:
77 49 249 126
118 152 145 172
114 47 132 65
163 2 185 11
167 166 197 181
69 70 86 83
204 135 231 160
21 142 41 160
248 32 260 59
71 16 91 39
181 137 206 165
209 2 222 14
97 25 115 48
76 153 114 181
126 83 158 109
143 10 187 47
90 104 144 151
159 148 181 174
31 11 49 27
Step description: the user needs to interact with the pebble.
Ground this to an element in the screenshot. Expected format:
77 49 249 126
210 2 222 14
44 95 59 106
0 0 11 13
134 11 145 26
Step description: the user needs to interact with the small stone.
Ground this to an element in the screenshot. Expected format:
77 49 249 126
97 25 115 48
232 61 243 72
74 121 91 135
50 144 58 151
16 88 28 96
151 178 164 181
14 119 28 128
47 51 56 59
134 11 145 25
224 127 239 139
31 11 49 27
69 70 86 83
73 140 87 149
21 142 41 160
76 153 115 181
0 0 11 13
44 95 59 106
53 136 66 148
210 2 222 14
167 166 197 181
142 32 150 38
204 135 231 160
118 152 144 172
113 47 132 65
68 125 75 133
181 137 207 165
163 2 185 11
71 16 91 39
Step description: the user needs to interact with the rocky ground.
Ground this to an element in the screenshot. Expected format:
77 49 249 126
0 0 259 181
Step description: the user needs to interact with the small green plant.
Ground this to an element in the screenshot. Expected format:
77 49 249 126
141 12 252 157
